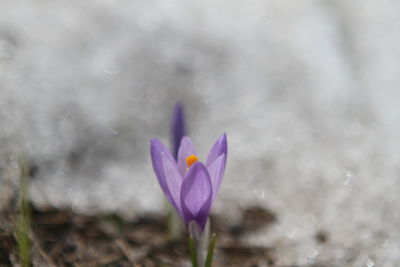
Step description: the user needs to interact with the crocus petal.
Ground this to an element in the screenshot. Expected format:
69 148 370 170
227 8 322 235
181 162 213 229
162 154 183 213
177 136 196 176
206 133 227 167
171 103 187 159
150 138 175 195
206 153 226 201
150 139 182 212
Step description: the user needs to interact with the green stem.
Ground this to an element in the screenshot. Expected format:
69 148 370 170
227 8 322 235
205 233 217 267
188 236 198 267
16 155 31 267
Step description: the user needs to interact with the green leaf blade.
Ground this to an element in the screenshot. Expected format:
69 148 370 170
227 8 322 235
205 233 217 267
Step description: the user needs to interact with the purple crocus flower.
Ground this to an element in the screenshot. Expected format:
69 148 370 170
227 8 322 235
150 134 227 230
171 103 187 159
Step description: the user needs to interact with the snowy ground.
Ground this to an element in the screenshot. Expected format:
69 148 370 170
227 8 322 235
1 0 400 265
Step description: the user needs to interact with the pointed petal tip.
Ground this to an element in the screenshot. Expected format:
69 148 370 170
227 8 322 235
206 133 228 167
150 139 163 152
150 138 169 148
220 133 228 151
150 138 161 145
180 135 193 145
150 138 175 162
171 102 187 158
220 133 227 143
220 132 227 141
172 102 185 119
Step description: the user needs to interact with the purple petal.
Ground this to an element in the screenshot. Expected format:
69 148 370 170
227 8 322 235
162 154 183 213
206 133 227 167
171 103 187 159
150 139 182 212
180 162 213 230
177 136 197 176
207 154 226 201
150 139 174 194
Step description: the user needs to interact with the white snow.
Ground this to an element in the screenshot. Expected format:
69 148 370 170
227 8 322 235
1 0 400 265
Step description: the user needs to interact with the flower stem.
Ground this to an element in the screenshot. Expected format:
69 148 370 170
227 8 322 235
16 155 31 267
205 233 217 267
188 236 198 267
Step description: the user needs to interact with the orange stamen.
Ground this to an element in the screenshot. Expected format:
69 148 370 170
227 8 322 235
185 154 199 168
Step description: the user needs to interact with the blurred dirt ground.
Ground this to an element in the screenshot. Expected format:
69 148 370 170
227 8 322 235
1 204 281 267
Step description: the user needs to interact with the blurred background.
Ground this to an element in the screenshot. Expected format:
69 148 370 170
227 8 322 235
1 0 400 265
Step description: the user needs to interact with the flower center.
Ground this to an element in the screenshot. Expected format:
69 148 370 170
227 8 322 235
185 154 198 168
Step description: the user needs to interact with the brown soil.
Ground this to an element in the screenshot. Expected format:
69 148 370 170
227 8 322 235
0 204 278 266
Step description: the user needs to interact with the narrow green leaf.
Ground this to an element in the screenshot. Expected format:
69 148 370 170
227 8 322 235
188 236 198 267
16 155 31 267
205 233 217 267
